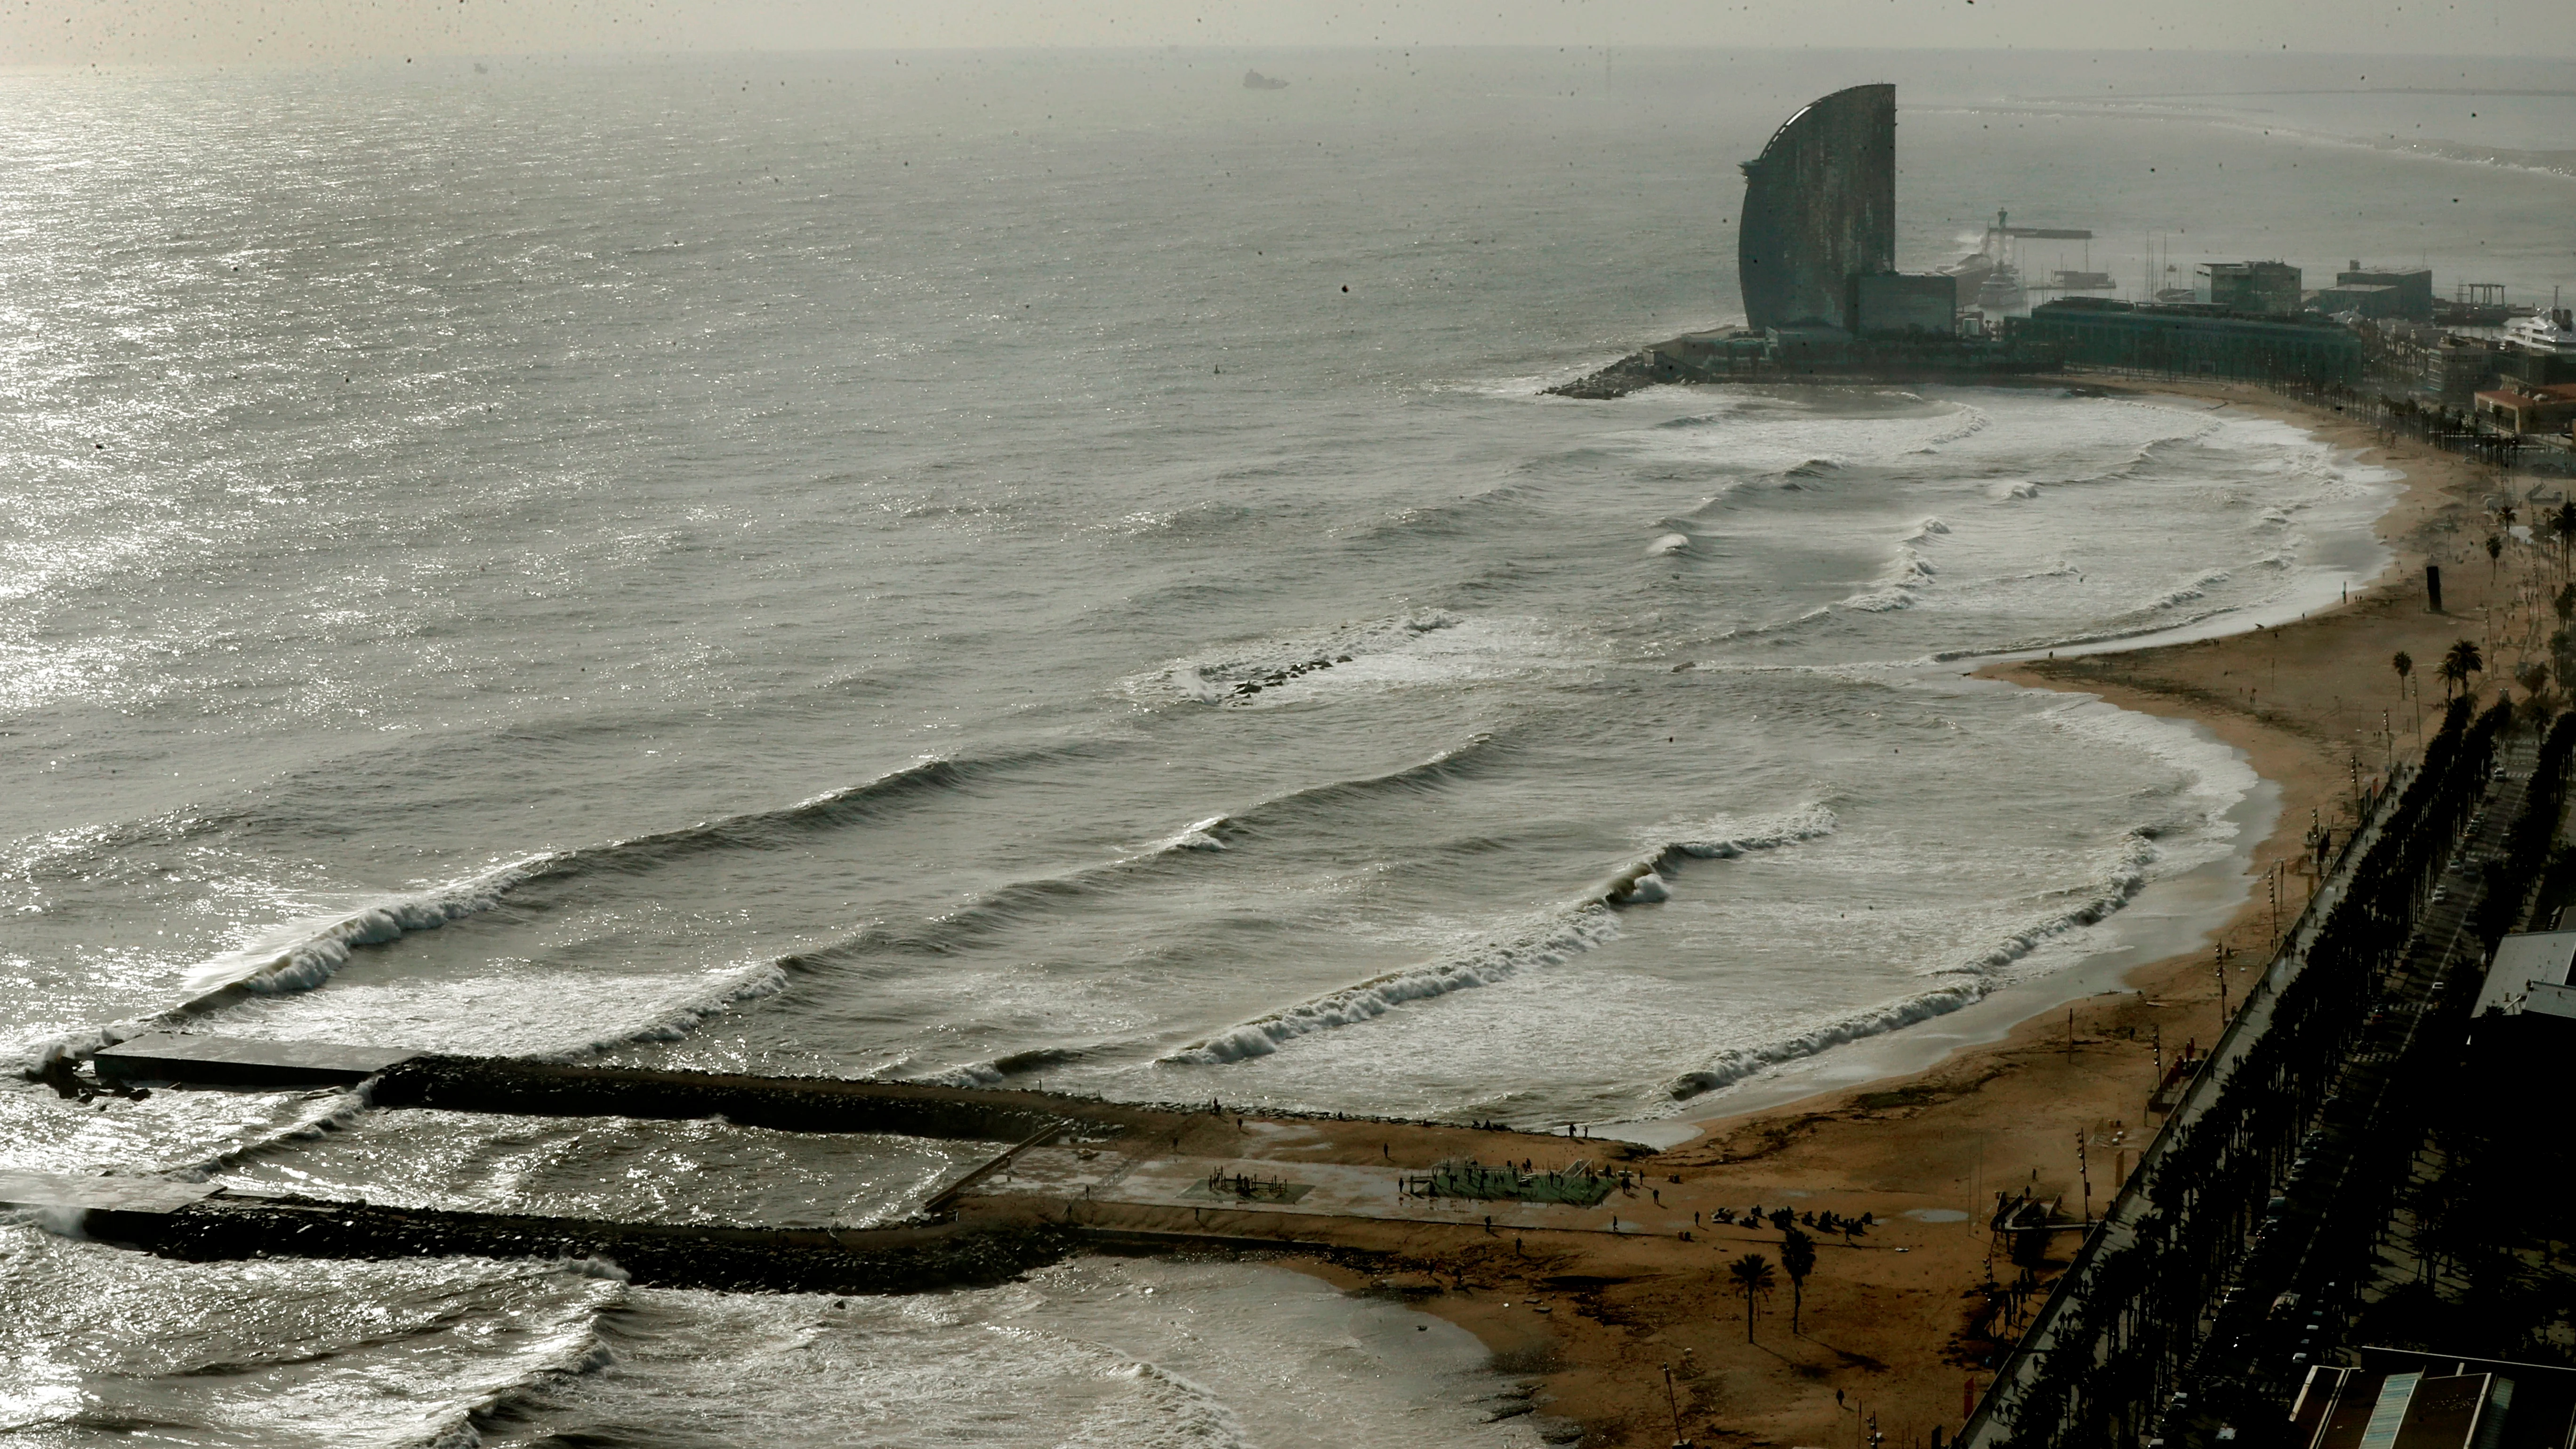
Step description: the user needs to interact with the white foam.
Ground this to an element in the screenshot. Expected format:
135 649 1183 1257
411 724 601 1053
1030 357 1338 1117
1648 532 1691 556
1664 981 1989 1098
1142 815 1230 853
1163 908 1624 1064
1842 540 1940 614
1660 824 2166 1104
176 856 555 1001
1171 803 1841 1065
2140 567 2233 614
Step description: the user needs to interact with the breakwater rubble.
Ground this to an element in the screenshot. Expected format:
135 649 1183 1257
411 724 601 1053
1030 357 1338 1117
137 1192 1083 1296
1544 335 2061 400
373 1055 1111 1141
1227 651 1355 700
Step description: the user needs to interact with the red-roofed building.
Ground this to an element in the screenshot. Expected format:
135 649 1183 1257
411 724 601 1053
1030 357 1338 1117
2474 381 2576 435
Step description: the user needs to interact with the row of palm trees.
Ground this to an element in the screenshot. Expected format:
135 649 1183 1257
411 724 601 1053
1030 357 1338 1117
1979 698 2530 1448
2391 639 2490 702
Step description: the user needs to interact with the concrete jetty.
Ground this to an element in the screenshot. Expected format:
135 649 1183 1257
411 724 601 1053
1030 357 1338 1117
44 1037 1666 1299
0 1170 219 1242
0 1170 217 1215
93 1033 419 1088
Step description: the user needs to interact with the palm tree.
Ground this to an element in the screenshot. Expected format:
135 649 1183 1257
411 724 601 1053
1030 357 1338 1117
2516 661 2551 711
2557 581 2576 628
1779 1228 1818 1334
1727 1253 1777 1343
2487 534 2504 588
2392 650 2412 698
2440 638 2484 700
2552 503 2576 576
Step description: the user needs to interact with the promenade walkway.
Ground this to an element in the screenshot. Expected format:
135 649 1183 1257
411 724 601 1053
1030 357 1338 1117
1959 746 2467 1448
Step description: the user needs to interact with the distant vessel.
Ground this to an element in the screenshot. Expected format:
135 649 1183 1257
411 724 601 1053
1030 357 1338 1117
1243 70 1289 91
1974 265 2027 316
1941 210 2085 317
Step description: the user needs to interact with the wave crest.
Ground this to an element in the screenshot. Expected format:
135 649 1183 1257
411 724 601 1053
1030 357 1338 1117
1666 828 2161 1101
1170 803 1841 1063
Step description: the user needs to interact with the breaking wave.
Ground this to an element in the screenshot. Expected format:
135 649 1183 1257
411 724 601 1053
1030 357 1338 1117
1844 539 1937 611
784 746 1505 970
909 1046 1091 1089
542 961 793 1061
514 751 1045 882
2059 417 2226 484
1664 827 2162 1100
2140 568 2233 614
1161 910 1626 1065
174 861 554 1005
1604 804 1842 905
1167 805 1840 1064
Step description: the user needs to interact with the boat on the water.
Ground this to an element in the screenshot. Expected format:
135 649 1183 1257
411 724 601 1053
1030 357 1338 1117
2504 307 2576 355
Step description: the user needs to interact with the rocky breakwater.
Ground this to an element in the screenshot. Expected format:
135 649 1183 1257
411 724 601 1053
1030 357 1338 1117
137 1193 1082 1296
371 1055 1124 1142
1543 350 1674 400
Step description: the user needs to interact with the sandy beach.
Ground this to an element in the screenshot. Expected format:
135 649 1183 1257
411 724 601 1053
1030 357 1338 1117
1224 381 2532 1448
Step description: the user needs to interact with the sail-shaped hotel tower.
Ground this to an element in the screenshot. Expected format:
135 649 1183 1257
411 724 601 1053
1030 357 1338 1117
1736 83 1897 332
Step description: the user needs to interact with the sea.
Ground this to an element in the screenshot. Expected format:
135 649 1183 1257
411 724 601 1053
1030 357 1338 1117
3 45 2569 1447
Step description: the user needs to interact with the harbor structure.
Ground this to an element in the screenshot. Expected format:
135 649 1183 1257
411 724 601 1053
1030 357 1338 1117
1736 83 1895 331
1940 211 2096 318
2197 260 2304 316
2326 262 2434 321
2021 296 2362 384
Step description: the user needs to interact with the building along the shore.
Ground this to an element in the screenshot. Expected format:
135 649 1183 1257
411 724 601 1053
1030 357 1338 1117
2197 260 2303 316
2328 263 2434 321
2474 382 2576 438
2023 296 2363 384
1736 82 1897 332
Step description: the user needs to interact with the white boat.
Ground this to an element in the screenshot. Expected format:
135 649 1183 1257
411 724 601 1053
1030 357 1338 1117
2504 307 2576 355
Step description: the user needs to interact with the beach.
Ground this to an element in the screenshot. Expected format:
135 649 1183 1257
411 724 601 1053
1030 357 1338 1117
14 50 2572 1443
1234 380 2520 1448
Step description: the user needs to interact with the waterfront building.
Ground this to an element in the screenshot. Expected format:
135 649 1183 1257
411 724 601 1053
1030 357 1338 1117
2475 928 2576 1019
2021 297 2361 384
2425 333 2512 406
1737 83 1894 331
2473 382 2576 436
1851 272 1960 336
2290 1351 2576 1449
2311 282 2407 320
2332 263 2435 321
2197 260 2304 316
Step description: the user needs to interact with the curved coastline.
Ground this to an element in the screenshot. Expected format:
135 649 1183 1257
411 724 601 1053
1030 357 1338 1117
1613 383 2419 1141
1261 378 2500 1447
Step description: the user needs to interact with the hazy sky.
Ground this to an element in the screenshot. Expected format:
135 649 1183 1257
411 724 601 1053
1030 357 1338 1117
4 0 2571 66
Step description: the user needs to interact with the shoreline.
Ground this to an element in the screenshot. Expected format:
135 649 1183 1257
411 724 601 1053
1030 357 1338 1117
1278 377 2510 1446
1640 379 2413 1136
